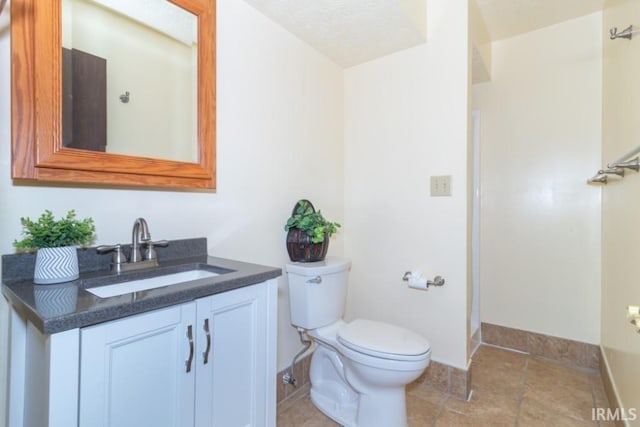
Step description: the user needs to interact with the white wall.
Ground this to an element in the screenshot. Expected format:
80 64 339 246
601 0 640 420
472 13 602 344
0 2 343 422
344 0 471 370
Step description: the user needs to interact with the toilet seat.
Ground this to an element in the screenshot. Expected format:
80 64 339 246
337 319 431 361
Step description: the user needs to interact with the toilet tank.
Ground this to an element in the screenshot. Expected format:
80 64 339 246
285 257 351 329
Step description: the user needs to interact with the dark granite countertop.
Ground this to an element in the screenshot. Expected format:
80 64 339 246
1 238 282 334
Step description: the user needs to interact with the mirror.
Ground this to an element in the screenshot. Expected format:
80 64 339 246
61 0 198 162
11 0 215 189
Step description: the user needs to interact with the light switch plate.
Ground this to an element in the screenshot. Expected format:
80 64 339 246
430 176 452 197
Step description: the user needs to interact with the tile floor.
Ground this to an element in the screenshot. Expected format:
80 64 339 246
277 345 612 427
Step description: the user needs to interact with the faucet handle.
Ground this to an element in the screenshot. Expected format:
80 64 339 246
96 243 123 255
96 244 126 271
144 240 169 261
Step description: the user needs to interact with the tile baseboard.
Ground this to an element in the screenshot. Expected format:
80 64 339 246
481 322 599 370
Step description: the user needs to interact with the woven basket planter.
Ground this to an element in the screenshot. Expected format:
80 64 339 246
286 228 329 263
286 200 330 262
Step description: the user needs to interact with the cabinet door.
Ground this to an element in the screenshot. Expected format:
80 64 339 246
79 303 196 427
195 283 275 427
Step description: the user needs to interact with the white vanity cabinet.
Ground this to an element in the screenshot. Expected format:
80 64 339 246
79 303 197 427
195 283 274 427
9 280 277 427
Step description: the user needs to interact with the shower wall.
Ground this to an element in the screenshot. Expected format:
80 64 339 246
472 12 603 345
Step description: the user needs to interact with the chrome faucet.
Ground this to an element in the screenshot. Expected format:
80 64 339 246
97 218 168 273
130 218 151 263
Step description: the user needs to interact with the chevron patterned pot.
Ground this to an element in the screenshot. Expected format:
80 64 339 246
34 246 79 284
34 284 79 316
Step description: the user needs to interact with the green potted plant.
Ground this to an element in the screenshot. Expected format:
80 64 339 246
14 210 96 284
284 199 340 262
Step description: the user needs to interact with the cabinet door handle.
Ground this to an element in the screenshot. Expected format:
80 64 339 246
203 318 211 364
186 325 194 373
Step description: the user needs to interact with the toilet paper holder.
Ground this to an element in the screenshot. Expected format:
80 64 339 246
402 271 445 288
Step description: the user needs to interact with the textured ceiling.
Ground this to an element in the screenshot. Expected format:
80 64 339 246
243 0 606 68
242 0 427 68
475 0 605 41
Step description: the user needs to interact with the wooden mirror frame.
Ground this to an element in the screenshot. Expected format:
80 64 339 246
11 0 216 189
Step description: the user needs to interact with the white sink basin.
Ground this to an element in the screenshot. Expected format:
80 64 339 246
86 270 219 298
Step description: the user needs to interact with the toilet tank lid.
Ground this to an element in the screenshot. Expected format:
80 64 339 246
285 257 351 276
338 319 430 357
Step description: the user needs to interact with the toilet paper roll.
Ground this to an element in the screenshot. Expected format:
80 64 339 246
409 275 427 291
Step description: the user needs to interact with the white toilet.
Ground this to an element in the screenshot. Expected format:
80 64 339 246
285 257 431 427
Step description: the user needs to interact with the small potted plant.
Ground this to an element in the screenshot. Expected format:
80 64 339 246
14 210 96 284
284 199 340 262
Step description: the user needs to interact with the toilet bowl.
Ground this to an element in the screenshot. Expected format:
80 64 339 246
285 258 431 427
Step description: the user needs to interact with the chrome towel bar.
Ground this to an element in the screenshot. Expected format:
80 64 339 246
587 146 640 185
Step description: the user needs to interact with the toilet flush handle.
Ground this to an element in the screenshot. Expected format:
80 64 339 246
307 276 322 284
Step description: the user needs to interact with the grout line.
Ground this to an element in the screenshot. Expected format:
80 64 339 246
588 374 606 427
431 392 449 427
276 383 311 414
528 353 600 375
481 342 530 355
513 356 530 427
